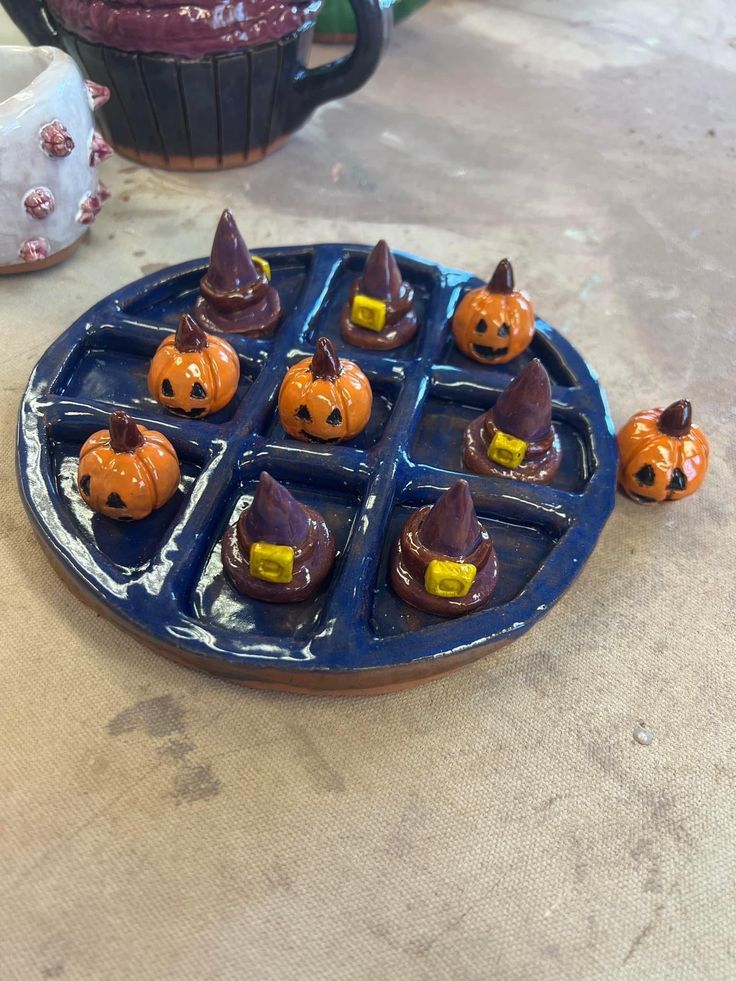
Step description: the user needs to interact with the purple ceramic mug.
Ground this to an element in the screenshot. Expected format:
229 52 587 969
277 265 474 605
3 0 390 170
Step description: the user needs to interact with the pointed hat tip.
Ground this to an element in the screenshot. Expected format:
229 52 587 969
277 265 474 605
492 358 552 441
362 239 403 300
245 470 310 546
419 479 480 557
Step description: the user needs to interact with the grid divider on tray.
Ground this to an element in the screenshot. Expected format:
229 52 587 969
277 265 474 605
310 454 407 661
143 439 247 605
397 462 581 533
38 394 217 454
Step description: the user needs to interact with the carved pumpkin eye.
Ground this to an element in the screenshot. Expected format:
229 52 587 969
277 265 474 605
161 379 174 397
296 404 312 422
191 382 206 400
106 492 126 509
475 319 488 334
497 323 510 338
79 474 91 496
326 407 343 427
634 464 655 486
667 468 687 492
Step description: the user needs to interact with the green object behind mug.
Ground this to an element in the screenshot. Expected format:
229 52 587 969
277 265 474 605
316 0 429 41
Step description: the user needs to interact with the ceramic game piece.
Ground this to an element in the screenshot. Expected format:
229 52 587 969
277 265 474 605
148 313 240 418
0 45 112 275
77 410 180 521
194 210 281 337
3 0 389 170
222 472 336 603
617 399 709 503
463 359 562 484
278 337 373 443
390 479 498 618
339 240 419 350
452 259 535 365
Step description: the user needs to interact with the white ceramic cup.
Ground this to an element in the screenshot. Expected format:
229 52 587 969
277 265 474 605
0 45 112 274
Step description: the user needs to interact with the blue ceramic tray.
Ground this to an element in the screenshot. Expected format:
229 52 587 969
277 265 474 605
17 245 617 694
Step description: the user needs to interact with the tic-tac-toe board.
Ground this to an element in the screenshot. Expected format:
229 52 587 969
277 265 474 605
16 245 617 694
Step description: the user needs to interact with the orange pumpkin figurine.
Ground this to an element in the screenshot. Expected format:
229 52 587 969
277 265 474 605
617 400 709 503
148 313 240 417
452 258 535 365
78 411 181 521
278 337 372 443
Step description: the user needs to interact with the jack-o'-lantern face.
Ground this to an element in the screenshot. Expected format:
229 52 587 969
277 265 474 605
148 314 240 417
78 411 181 521
277 337 372 443
452 259 535 365
617 400 709 503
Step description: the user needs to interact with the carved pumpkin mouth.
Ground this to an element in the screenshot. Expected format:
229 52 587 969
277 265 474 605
300 430 342 444
629 491 657 503
170 407 207 418
471 343 509 361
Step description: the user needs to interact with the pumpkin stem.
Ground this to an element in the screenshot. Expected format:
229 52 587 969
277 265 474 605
311 337 341 379
109 411 144 452
175 313 209 352
487 258 515 294
658 399 692 437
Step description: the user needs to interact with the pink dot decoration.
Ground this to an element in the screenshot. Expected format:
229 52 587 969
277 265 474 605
78 192 103 225
85 80 111 111
24 187 56 220
40 120 75 158
19 238 50 262
90 132 113 167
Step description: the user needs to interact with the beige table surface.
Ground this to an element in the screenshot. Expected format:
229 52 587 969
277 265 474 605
1 2 735 978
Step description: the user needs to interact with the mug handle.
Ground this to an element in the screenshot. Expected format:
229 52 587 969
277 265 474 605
289 0 391 124
2 0 60 46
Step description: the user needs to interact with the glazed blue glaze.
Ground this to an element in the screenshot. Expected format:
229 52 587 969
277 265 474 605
16 245 617 689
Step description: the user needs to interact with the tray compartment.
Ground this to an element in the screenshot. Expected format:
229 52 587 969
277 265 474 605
410 395 593 493
191 475 361 641
58 328 259 428
119 250 313 330
264 366 401 452
304 250 438 360
370 500 562 639
437 304 578 388
52 440 202 572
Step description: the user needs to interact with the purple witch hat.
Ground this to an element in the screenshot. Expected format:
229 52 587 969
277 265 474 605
463 359 562 484
195 210 280 337
389 479 498 617
221 472 335 604
340 239 418 351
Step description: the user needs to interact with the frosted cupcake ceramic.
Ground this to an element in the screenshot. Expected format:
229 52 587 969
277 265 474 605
0 45 111 274
2 0 390 171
